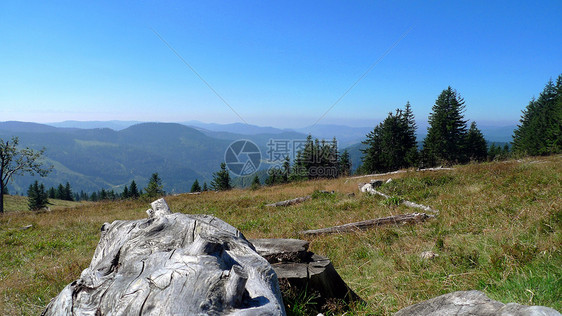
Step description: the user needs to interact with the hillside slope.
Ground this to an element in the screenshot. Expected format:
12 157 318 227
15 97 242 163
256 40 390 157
0 155 560 315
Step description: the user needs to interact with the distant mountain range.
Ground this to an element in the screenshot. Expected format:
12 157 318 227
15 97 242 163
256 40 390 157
0 120 517 195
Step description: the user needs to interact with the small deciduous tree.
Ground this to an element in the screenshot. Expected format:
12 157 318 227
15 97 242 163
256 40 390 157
1 136 51 213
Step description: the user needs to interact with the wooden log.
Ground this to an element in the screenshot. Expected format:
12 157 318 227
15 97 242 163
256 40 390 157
265 195 311 207
299 213 434 236
361 184 439 215
42 198 285 316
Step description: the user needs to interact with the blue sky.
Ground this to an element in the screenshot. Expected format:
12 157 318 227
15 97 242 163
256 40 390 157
1 1 561 128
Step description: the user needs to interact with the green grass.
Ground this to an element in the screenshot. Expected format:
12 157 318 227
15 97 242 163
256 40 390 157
0 155 560 315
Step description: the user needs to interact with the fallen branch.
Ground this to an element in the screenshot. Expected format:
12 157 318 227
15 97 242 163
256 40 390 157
299 213 434 235
346 166 454 182
360 183 439 215
266 195 311 207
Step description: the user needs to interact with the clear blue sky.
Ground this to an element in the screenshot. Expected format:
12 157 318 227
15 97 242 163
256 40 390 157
1 1 561 128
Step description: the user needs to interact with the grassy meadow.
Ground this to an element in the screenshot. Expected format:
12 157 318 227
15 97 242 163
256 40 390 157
0 155 560 315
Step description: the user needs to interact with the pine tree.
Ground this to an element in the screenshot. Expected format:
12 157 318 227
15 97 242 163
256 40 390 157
100 188 108 200
48 187 56 199
64 182 73 201
202 182 208 191
422 87 468 166
122 186 130 199
402 101 419 166
27 181 48 211
282 156 291 183
129 180 140 199
361 103 418 173
250 174 261 190
56 184 65 200
190 179 202 192
90 191 98 202
338 149 352 176
512 75 562 155
210 163 231 191
465 122 488 162
145 173 164 198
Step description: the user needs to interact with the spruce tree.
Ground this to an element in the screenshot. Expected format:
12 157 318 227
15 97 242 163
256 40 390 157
122 186 130 199
64 182 73 201
190 179 201 192
282 156 291 183
338 149 352 176
422 87 468 166
465 122 488 162
129 180 139 199
512 75 562 155
361 103 418 173
210 163 231 191
145 173 164 198
56 184 65 200
27 181 48 211
250 174 261 190
202 182 208 191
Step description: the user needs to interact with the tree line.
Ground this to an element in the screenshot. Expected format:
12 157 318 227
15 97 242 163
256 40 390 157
358 75 561 173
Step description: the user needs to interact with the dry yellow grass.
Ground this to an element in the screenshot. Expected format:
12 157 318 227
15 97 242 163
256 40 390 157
1 155 560 315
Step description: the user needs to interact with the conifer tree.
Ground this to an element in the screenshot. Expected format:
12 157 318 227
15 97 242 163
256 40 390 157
202 182 208 191
64 182 73 201
338 149 352 176
56 184 65 200
422 87 468 166
512 75 562 155
145 173 164 198
210 163 231 191
190 179 201 192
361 103 418 173
250 174 261 190
122 186 130 199
27 181 48 211
129 180 139 199
465 122 488 162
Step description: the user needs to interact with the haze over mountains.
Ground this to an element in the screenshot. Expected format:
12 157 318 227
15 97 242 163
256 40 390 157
0 120 516 195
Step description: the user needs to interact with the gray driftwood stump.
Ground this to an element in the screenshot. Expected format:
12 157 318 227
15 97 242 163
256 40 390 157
42 199 285 315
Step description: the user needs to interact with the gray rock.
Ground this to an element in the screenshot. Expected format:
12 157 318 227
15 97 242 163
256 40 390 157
395 290 561 316
42 199 285 316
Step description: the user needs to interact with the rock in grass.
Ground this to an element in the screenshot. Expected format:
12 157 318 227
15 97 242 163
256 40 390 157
395 290 561 316
42 199 285 316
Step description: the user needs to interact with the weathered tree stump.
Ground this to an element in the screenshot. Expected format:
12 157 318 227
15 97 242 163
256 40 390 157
250 239 363 308
42 199 285 316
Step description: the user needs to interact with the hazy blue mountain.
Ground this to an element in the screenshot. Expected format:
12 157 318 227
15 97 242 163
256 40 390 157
293 124 373 148
47 120 142 131
184 121 287 135
0 122 230 195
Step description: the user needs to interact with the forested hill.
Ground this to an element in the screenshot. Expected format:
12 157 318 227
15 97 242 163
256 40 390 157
0 122 231 194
